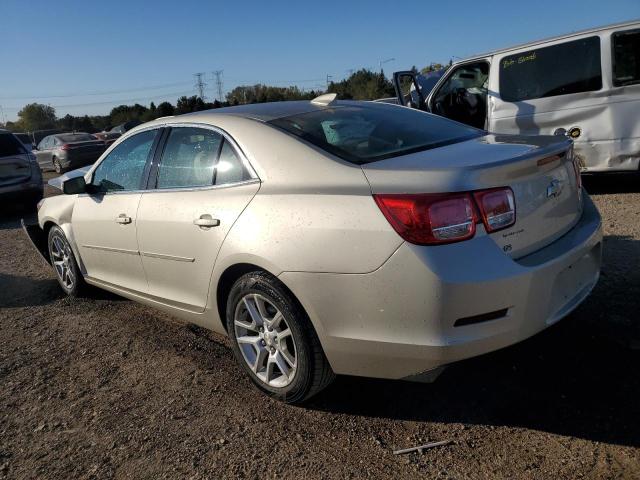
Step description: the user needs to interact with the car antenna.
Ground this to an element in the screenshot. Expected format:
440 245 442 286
311 93 338 106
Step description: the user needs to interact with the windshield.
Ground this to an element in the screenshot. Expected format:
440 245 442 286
269 104 481 164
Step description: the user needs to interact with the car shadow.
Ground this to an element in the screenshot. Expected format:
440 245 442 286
0 272 63 307
306 234 640 448
583 172 640 195
0 204 38 231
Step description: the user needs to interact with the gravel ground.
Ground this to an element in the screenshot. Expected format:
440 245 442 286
1 172 639 479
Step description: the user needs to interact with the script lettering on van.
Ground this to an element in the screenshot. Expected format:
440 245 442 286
502 52 537 70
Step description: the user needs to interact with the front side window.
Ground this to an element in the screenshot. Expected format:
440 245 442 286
156 127 222 189
431 61 489 129
613 29 640 87
91 129 158 192
499 36 602 102
269 104 481 164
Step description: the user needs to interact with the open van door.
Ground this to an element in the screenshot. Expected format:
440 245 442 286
393 69 447 111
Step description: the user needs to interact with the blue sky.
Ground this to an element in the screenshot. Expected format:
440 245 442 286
1 0 638 121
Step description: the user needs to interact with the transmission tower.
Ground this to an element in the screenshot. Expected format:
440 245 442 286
212 70 224 102
193 72 207 100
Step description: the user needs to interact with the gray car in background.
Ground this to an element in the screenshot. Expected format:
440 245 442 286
34 132 105 173
0 129 43 208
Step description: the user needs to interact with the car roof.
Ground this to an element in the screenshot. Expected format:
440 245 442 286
456 18 640 65
168 99 390 124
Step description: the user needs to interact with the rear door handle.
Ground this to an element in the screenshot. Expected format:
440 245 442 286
194 214 220 228
116 214 132 224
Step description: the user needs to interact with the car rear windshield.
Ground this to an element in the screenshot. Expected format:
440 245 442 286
269 105 482 164
57 133 96 143
0 133 27 157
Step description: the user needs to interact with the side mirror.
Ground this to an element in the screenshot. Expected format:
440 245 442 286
62 176 87 195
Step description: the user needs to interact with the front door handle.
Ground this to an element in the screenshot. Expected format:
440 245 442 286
194 214 220 229
116 214 132 224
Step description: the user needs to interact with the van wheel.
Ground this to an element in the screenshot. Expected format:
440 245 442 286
53 157 63 174
227 272 334 404
48 226 85 296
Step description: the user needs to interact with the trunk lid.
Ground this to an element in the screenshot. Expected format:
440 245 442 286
64 140 105 161
362 134 582 258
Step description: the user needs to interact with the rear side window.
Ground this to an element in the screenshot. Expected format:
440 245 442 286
270 104 481 164
0 133 27 157
215 140 252 185
499 36 602 102
612 29 640 87
156 127 222 189
91 129 158 192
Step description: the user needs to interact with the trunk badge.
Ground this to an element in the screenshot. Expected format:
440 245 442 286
546 179 564 198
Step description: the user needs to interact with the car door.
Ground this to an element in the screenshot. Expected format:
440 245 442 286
136 124 260 312
71 128 162 293
35 136 53 169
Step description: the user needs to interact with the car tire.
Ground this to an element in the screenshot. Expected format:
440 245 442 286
53 157 64 174
227 271 334 404
47 225 85 297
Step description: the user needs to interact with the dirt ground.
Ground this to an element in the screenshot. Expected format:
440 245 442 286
1 172 639 479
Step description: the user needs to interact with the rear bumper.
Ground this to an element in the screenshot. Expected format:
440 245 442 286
280 193 602 379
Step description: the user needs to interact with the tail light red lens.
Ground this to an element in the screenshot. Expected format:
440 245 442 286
473 188 515 233
60 144 71 151
374 187 516 245
374 193 477 245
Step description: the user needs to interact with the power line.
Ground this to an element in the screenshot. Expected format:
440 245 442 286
0 81 193 100
2 90 195 111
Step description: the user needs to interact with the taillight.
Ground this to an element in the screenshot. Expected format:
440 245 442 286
374 187 516 245
374 193 477 245
473 188 515 233
60 144 71 151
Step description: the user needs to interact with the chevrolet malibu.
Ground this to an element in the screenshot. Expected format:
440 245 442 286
24 95 602 403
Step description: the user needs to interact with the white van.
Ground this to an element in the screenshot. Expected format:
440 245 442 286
393 20 640 172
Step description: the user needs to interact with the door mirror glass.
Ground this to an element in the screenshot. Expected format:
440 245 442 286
62 175 87 195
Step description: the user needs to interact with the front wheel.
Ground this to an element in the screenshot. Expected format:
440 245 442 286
48 226 85 296
227 272 334 404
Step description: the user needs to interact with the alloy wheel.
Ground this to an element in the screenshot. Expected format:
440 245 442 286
51 235 75 290
233 293 297 388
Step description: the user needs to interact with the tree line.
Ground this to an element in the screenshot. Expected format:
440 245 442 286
2 66 443 134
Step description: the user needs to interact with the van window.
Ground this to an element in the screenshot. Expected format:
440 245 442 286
499 36 602 102
612 29 640 87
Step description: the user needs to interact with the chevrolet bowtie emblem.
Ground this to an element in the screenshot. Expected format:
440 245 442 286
547 179 564 198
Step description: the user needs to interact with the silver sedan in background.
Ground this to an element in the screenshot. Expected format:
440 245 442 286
25 95 602 403
34 132 105 173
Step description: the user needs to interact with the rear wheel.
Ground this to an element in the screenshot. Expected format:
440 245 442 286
53 157 63 174
227 272 334 404
48 226 85 296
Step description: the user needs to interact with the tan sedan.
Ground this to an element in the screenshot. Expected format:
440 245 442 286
24 95 602 403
